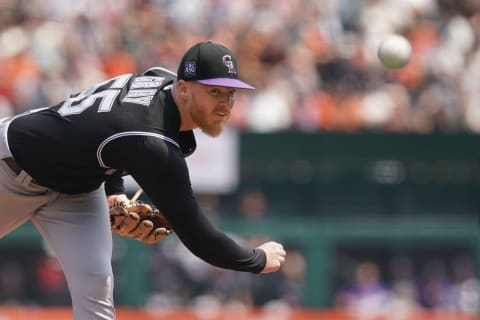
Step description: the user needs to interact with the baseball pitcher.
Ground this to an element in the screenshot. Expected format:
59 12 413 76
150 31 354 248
0 41 286 319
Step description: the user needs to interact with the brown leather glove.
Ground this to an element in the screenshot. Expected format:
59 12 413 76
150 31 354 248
110 200 173 244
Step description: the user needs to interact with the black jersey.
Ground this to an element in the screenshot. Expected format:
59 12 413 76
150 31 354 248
8 68 187 193
7 67 266 273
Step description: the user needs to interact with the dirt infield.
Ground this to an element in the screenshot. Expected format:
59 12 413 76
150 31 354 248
0 307 477 320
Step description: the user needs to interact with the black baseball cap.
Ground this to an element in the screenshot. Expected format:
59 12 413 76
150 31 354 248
177 41 255 90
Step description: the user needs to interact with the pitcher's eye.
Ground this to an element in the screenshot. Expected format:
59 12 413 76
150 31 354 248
209 89 221 96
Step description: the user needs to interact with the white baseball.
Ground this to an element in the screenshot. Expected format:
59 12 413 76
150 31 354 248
377 34 412 69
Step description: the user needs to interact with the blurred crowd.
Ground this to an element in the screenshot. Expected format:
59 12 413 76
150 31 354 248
143 236 307 316
144 243 480 318
0 236 479 317
0 235 307 312
0 0 480 133
334 255 480 318
3 245 477 318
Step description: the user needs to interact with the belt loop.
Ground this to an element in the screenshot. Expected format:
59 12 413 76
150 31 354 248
15 170 32 186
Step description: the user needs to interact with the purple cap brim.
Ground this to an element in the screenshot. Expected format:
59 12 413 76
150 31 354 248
197 78 255 90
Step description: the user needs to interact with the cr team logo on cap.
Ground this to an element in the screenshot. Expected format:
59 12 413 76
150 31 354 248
222 55 237 75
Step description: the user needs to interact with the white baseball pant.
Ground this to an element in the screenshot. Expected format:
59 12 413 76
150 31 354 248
0 117 115 320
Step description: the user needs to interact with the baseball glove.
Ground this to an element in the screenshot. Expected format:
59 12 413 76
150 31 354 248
110 201 173 244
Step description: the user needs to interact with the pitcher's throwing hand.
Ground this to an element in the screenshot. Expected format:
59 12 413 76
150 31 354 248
257 241 287 273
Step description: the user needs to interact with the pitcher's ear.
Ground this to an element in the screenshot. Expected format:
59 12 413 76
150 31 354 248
176 80 189 96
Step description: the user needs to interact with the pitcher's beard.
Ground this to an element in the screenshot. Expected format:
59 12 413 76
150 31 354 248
191 107 227 137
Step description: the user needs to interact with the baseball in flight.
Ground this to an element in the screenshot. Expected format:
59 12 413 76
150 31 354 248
377 34 412 69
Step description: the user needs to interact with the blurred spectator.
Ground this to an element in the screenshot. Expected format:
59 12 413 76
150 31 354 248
451 255 480 315
388 255 419 316
0 95 14 118
416 258 456 311
335 261 391 319
0 261 26 305
236 188 269 220
278 248 306 307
